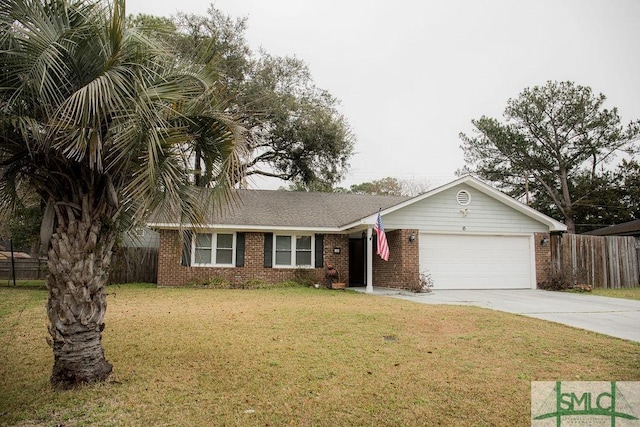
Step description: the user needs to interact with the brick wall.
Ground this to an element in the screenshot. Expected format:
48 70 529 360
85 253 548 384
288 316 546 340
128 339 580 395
157 230 348 287
534 232 551 288
323 234 350 285
159 229 550 290
372 229 419 290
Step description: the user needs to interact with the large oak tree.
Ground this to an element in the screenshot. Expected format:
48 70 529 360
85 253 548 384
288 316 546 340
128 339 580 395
156 6 355 190
0 0 245 388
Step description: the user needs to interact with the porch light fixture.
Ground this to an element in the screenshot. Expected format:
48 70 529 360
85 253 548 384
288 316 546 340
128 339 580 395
409 233 416 242
333 247 341 254
540 237 549 246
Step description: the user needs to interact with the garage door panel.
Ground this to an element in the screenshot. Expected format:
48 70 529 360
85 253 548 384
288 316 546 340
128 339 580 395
419 234 532 289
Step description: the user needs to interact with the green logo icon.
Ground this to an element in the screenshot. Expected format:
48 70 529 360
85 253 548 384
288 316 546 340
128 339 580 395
532 381 639 426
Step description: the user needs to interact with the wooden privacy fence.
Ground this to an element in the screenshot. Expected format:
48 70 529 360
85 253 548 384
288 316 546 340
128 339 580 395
109 247 158 284
551 234 639 288
0 258 47 281
0 247 158 284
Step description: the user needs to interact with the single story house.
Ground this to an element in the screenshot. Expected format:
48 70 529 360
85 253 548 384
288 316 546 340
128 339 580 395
149 175 567 291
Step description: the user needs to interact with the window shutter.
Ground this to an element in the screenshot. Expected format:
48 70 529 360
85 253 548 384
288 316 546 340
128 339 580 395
181 231 193 267
236 232 245 267
263 233 273 268
315 234 324 268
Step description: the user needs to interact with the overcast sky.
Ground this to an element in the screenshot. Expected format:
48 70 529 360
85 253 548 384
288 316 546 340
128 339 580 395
126 0 640 190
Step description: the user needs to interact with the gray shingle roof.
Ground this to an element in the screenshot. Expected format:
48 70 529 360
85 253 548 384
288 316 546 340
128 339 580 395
582 219 640 236
150 189 410 229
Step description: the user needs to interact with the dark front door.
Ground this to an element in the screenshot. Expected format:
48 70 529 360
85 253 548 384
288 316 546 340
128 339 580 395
349 237 366 285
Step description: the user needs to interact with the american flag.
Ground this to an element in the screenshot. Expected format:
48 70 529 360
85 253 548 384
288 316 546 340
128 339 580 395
374 211 390 261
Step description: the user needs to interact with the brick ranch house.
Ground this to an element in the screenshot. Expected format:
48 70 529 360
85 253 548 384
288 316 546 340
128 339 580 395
149 175 567 291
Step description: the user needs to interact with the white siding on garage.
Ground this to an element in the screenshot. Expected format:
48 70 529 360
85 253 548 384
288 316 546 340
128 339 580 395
420 233 534 289
383 184 548 234
377 181 550 290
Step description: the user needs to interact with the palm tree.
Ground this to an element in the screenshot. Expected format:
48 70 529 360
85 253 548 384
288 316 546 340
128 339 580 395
0 0 245 389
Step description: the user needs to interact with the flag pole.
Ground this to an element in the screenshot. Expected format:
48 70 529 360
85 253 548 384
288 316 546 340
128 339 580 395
365 226 373 293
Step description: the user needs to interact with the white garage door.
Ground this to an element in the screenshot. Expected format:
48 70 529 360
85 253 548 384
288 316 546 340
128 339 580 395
419 234 534 289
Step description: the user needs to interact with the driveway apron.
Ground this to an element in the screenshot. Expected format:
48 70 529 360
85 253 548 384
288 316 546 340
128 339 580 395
356 288 640 343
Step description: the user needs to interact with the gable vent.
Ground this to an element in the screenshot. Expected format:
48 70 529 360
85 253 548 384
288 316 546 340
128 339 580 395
456 190 471 206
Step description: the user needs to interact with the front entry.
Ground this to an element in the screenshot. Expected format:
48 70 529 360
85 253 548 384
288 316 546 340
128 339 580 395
348 237 366 286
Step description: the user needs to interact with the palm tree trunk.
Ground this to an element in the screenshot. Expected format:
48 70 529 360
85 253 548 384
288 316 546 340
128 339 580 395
46 201 115 389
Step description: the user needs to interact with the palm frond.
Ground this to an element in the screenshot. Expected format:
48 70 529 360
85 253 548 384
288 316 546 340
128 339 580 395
1 0 248 235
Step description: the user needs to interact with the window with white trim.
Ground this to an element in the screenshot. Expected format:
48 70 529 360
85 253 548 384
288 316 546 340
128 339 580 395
193 232 235 266
274 234 314 267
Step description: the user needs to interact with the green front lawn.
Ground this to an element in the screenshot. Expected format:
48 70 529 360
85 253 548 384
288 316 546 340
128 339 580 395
1 284 638 426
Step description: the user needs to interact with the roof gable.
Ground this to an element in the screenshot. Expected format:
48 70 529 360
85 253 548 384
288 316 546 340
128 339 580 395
356 175 567 232
381 182 552 234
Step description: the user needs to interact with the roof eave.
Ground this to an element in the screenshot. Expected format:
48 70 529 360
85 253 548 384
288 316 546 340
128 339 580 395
147 222 343 233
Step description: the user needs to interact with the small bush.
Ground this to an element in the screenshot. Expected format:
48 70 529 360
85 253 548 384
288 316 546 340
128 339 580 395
186 276 231 289
185 277 206 287
238 279 266 289
186 277 306 290
293 269 315 287
538 268 589 291
410 271 434 293
273 280 305 289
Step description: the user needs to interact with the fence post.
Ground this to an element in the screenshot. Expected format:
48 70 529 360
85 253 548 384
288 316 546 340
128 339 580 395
9 239 16 287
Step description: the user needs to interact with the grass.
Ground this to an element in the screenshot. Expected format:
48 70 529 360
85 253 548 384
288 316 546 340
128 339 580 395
0 279 46 289
589 286 640 300
0 284 638 426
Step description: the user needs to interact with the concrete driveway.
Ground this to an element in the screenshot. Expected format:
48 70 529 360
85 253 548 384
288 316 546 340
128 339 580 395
356 288 640 342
